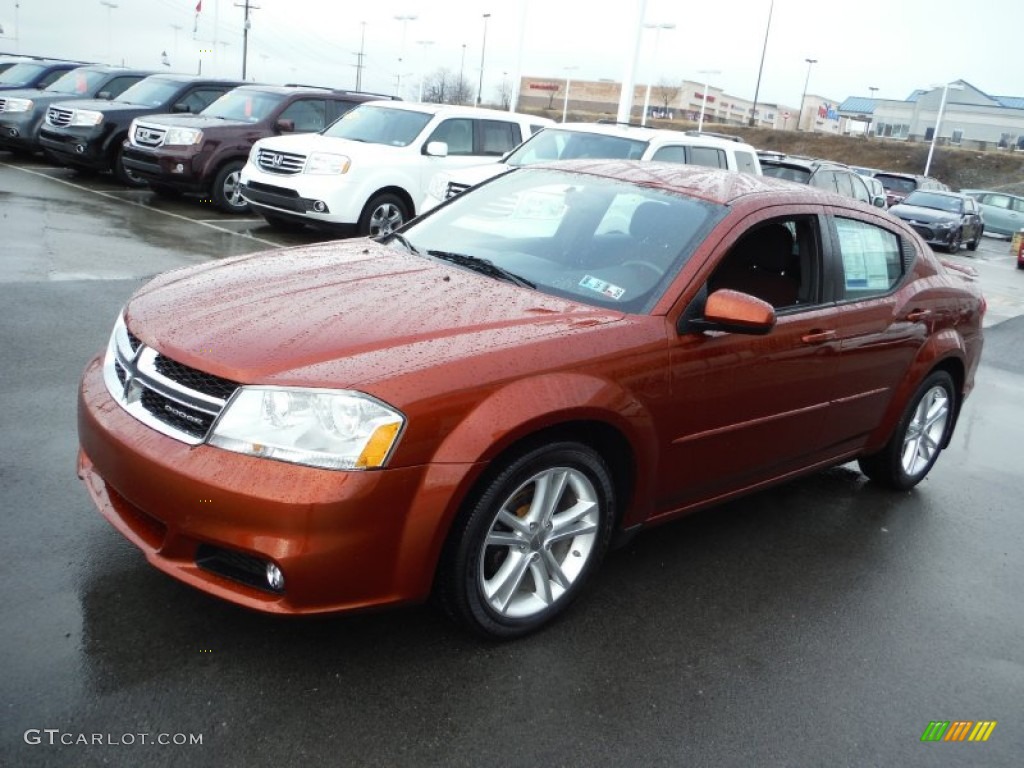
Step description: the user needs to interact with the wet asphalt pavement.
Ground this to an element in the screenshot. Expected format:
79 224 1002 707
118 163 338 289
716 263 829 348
1 156 1022 767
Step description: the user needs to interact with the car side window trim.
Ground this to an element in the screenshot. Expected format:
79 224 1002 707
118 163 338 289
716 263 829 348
822 213 912 304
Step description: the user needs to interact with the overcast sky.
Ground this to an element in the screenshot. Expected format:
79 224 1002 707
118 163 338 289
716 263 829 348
2 0 1021 108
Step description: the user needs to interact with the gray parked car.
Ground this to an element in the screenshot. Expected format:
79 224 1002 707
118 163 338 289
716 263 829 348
960 189 1024 237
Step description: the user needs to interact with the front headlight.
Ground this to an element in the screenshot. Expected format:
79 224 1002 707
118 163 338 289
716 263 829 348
3 97 33 112
936 220 956 229
70 109 104 127
248 143 261 164
164 126 203 146
305 152 350 175
427 172 451 202
209 387 405 470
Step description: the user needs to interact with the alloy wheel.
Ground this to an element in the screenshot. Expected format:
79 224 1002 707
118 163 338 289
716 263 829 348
900 385 951 477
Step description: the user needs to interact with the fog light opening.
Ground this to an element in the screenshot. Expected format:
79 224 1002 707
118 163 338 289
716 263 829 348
173 163 185 174
8 127 18 137
266 563 285 592
75 144 86 154
312 200 327 213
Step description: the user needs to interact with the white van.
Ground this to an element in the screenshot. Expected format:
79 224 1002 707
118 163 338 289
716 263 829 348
422 122 762 211
239 101 552 235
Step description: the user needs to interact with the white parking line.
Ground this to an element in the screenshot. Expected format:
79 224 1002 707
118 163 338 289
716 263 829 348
0 160 279 247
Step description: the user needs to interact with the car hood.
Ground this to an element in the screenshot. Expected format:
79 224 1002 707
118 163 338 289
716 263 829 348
54 98 165 116
256 132 407 158
136 113 255 131
889 204 958 223
124 239 625 392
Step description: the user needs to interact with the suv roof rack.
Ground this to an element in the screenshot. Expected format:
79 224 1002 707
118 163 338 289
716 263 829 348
283 83 399 100
594 119 645 127
683 129 742 143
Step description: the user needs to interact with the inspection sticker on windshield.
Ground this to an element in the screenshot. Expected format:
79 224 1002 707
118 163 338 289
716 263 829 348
579 275 625 300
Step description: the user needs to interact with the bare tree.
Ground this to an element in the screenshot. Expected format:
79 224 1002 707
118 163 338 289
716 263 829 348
422 67 473 105
654 78 682 113
495 78 512 110
546 84 562 110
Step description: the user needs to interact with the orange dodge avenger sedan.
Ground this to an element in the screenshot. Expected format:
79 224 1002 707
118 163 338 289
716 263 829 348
78 161 985 638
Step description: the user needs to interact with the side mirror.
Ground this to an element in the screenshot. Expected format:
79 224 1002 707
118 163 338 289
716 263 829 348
275 118 295 133
171 103 191 114
682 289 776 335
425 140 449 158
872 194 887 208
97 91 112 100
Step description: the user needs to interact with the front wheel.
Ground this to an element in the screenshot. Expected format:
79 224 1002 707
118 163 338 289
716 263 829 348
945 229 962 253
211 160 249 214
966 227 982 251
858 370 956 490
436 442 616 639
358 193 409 238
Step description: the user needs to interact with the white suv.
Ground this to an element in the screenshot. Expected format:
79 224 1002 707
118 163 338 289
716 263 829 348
421 122 762 211
239 101 552 235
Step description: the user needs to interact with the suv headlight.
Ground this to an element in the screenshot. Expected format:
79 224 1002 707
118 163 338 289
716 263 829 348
3 97 33 112
209 387 404 470
70 109 104 127
305 152 350 175
164 126 203 146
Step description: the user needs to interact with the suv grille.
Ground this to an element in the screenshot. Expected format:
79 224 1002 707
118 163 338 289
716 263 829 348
256 148 305 174
102 321 242 446
46 106 73 127
132 123 166 148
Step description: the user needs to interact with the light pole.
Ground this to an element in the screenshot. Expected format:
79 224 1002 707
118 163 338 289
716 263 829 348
477 13 491 106
394 14 418 98
355 21 367 91
99 1 118 65
924 81 964 177
868 86 879 99
749 0 773 126
416 40 435 102
459 43 467 104
561 65 578 123
640 22 675 126
697 69 721 132
797 57 817 131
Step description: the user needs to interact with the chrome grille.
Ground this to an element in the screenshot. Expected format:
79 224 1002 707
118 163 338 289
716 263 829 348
256 148 306 174
47 106 73 127
103 317 241 446
132 122 166 148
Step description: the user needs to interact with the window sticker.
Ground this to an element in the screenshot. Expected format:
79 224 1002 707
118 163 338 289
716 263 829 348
579 275 625 300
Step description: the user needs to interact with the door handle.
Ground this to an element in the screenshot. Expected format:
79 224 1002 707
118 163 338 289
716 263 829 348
905 309 932 322
801 329 836 344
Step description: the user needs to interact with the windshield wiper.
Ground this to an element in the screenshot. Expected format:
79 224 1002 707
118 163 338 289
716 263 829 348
427 250 535 289
388 233 421 254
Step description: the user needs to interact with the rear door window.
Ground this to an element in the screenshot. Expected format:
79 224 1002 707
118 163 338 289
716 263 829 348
279 99 328 132
688 146 727 169
478 120 522 155
834 217 904 300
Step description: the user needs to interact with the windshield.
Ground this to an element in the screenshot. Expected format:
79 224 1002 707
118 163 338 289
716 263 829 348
761 163 811 183
397 167 724 313
45 68 108 95
876 175 916 194
505 129 648 167
0 63 47 86
902 191 962 212
202 89 283 122
322 104 433 146
115 78 181 107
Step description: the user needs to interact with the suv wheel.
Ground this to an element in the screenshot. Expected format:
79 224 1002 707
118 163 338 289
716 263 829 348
113 144 147 188
358 193 408 238
212 161 249 214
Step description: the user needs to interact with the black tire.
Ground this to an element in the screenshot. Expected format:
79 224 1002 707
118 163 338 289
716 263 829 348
149 183 182 199
357 193 409 238
211 160 249 214
945 229 962 254
436 441 616 639
858 370 956 490
261 212 306 232
112 144 146 188
966 227 981 251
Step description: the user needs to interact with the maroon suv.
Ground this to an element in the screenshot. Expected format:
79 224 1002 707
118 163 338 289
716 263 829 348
121 85 393 213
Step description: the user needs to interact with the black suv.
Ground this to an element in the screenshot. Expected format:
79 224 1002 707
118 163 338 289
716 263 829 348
888 190 984 253
758 152 884 207
0 66 155 154
121 85 393 213
0 59 85 92
38 74 245 186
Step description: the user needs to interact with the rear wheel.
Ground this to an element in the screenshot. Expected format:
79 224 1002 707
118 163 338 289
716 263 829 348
358 193 408 238
211 160 249 214
858 370 956 490
436 442 616 639
113 144 146 188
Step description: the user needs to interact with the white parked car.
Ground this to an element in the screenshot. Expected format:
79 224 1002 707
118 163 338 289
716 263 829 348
239 101 552 235
421 122 763 212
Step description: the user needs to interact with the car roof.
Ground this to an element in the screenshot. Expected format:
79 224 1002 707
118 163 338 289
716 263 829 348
359 100 549 121
137 74 247 85
759 154 848 171
549 122 755 149
231 84 387 98
524 159 843 206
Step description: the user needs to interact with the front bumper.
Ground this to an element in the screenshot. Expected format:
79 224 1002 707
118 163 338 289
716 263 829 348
120 145 209 192
0 112 41 151
38 126 110 170
77 356 476 615
900 220 960 247
239 164 362 225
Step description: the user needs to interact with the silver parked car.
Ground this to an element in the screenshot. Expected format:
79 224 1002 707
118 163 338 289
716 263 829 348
960 189 1024 237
